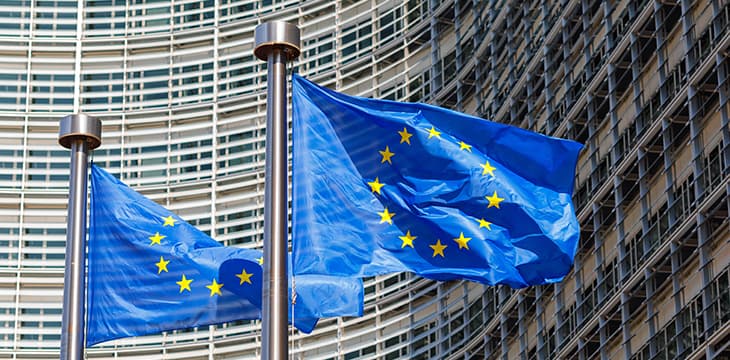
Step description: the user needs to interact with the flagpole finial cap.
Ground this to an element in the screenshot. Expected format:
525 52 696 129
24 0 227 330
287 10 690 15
58 114 102 150
254 21 300 61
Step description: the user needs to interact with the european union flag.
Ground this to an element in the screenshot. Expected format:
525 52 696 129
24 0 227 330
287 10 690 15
87 165 363 346
291 74 583 288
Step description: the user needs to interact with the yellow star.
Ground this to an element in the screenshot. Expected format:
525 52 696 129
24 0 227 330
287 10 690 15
427 126 441 139
379 146 395 164
453 232 472 250
378 207 395 224
458 141 472 152
429 239 447 257
367 177 385 194
155 256 170 274
206 279 223 297
481 161 496 177
485 191 504 209
478 218 492 230
398 127 413 145
236 269 253 285
399 230 416 248
257 257 264 265
176 274 193 293
162 215 176 227
149 232 165 246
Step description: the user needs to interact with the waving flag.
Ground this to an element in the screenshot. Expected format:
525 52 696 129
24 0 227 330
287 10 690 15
291 74 583 288
86 165 362 346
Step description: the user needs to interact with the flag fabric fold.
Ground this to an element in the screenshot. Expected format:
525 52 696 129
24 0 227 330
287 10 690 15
87 165 363 346
291 74 583 288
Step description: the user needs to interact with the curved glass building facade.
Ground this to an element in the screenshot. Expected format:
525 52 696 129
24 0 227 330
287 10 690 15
0 0 728 359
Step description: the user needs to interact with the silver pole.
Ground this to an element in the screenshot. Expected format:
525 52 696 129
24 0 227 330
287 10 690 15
58 114 102 360
254 21 300 360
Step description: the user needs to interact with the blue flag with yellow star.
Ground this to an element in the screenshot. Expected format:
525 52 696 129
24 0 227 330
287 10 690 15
291 74 583 288
87 165 363 346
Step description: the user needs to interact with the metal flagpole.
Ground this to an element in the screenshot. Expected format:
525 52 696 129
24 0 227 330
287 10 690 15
253 21 300 359
58 114 102 360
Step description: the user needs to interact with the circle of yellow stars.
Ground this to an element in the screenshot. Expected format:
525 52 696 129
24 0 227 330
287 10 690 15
147 215 258 297
366 125 506 259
